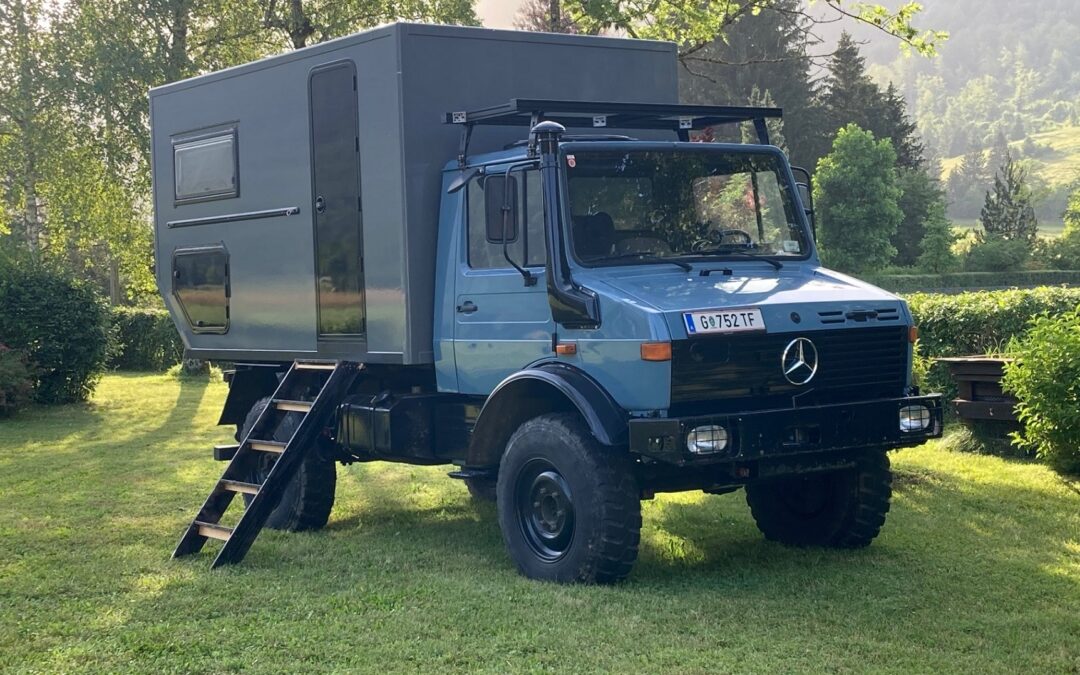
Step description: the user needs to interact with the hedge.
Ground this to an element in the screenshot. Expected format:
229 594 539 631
0 259 111 404
109 307 184 371
866 270 1080 294
906 287 1080 399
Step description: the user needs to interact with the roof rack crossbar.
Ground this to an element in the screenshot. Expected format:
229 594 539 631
445 98 782 167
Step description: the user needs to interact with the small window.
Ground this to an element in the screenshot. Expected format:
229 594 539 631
467 170 546 270
173 129 238 203
173 245 229 333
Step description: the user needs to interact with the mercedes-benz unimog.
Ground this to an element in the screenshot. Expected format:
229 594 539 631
153 23 943 583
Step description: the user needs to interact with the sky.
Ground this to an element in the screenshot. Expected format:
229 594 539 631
476 0 524 28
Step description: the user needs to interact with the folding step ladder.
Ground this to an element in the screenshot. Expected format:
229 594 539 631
173 360 360 568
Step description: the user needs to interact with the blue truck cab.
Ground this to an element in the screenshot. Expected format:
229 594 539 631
157 27 942 581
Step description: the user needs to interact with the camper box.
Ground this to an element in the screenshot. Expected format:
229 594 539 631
150 23 679 365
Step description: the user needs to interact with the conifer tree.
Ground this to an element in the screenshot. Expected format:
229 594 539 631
980 151 1038 244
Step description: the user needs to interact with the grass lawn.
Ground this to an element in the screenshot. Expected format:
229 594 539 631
1 374 1078 673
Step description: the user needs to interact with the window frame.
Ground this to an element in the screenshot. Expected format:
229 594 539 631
172 244 231 334
172 126 240 205
465 167 546 271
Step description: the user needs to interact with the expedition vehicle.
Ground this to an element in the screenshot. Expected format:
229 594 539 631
155 23 943 583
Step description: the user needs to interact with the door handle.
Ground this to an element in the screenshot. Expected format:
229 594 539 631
456 301 478 314
315 196 326 213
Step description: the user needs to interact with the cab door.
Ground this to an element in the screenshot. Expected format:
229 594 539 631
453 168 553 394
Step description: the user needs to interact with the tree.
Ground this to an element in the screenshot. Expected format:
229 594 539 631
876 82 924 170
678 0 827 170
915 203 958 273
945 145 989 220
892 165 946 266
0 0 56 256
515 0 583 33
819 34 924 170
814 124 903 274
565 1 946 61
980 150 1038 244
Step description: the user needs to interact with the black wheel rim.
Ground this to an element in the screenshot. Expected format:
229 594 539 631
515 459 575 562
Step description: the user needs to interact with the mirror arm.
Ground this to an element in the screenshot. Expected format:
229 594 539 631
501 164 536 286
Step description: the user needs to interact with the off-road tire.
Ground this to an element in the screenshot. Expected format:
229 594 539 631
496 412 641 584
745 449 891 548
238 397 336 531
464 477 498 502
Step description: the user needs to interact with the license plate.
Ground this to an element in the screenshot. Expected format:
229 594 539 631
684 308 765 335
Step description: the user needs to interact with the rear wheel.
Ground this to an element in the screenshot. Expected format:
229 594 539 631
745 449 891 548
238 397 336 531
496 413 640 584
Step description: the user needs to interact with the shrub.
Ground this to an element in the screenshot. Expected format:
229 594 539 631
109 307 184 371
0 259 111 404
906 287 1080 398
963 237 1030 272
0 345 33 417
1002 308 1080 475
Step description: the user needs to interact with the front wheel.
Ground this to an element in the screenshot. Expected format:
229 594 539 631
496 413 641 584
745 449 892 548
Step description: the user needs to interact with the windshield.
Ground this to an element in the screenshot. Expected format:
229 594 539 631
564 149 810 265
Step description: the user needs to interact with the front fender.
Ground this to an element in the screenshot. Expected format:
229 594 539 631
467 362 628 467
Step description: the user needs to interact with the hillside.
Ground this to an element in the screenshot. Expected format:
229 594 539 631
941 124 1080 230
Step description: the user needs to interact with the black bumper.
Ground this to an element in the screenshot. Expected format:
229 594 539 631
629 395 944 466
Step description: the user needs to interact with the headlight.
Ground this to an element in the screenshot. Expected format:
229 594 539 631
899 405 932 432
686 425 728 454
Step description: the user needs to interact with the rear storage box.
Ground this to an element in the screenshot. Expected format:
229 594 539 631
151 23 678 364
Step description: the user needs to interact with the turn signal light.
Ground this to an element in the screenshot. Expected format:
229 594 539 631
640 342 672 361
908 325 919 343
555 342 577 356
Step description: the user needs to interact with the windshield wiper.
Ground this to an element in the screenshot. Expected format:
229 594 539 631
677 246 783 270
591 253 692 272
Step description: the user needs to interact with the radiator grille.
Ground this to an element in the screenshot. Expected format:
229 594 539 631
670 326 908 412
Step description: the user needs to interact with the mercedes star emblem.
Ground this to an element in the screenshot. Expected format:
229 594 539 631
781 337 819 385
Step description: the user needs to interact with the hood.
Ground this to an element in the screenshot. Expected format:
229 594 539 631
575 265 907 339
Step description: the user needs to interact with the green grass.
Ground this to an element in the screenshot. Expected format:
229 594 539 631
1 374 1078 673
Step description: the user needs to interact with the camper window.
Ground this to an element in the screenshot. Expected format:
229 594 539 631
467 170 545 270
173 246 229 333
173 129 238 203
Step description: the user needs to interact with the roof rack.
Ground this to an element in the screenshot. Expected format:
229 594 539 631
443 98 783 166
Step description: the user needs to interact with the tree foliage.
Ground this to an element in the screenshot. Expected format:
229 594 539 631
814 124 902 274
563 1 945 59
979 151 1038 244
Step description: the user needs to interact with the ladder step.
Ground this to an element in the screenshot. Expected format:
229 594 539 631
294 362 337 371
274 399 313 413
219 479 261 495
214 444 239 461
196 521 233 541
248 440 286 454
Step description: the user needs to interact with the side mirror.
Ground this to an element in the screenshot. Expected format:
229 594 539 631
791 166 816 240
484 172 535 286
483 175 518 243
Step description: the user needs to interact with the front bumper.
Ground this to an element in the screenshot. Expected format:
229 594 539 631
629 394 944 466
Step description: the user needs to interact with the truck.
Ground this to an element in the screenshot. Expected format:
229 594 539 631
154 22 944 584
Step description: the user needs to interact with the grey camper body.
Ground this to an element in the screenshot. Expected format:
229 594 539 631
150 22 679 365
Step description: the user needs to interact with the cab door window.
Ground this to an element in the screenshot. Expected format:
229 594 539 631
467 169 545 269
